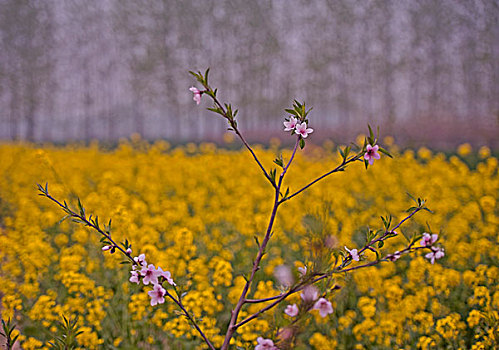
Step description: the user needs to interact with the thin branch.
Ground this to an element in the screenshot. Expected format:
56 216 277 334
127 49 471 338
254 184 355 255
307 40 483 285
40 187 215 350
210 95 275 188
283 137 300 174
236 206 430 327
39 189 134 263
280 154 362 204
245 294 286 304
234 286 299 329
166 292 216 350
390 207 422 232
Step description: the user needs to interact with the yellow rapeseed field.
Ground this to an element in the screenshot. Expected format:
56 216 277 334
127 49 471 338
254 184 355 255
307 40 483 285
0 138 497 349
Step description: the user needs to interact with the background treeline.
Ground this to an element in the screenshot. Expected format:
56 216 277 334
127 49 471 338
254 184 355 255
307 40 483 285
0 0 497 147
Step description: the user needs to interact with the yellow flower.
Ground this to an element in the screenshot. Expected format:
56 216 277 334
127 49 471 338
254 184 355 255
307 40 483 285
457 143 472 156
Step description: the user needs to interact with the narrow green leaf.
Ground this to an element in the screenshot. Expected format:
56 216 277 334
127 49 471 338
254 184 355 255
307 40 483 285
406 192 417 204
57 215 71 225
368 124 374 142
401 230 411 242
204 68 210 84
378 147 393 158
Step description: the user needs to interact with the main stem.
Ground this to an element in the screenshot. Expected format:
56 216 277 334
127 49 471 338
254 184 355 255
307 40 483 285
220 138 299 350
220 189 280 350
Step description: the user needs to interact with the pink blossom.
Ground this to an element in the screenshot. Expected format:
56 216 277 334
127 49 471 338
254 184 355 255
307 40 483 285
102 245 112 251
387 251 402 262
313 297 334 317
140 264 159 286
274 265 294 286
126 248 132 255
189 86 202 105
364 144 381 165
295 122 313 138
133 254 147 267
298 266 307 276
284 304 299 317
420 233 438 247
345 246 361 261
300 285 319 302
157 267 176 286
277 327 294 342
425 246 445 264
148 284 166 306
129 270 140 284
255 337 277 350
283 116 298 132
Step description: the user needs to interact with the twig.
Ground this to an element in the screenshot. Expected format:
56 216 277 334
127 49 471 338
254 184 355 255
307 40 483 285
39 185 215 350
211 95 275 188
279 154 362 204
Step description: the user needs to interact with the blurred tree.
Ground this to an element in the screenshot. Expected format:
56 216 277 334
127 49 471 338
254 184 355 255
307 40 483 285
0 0 55 141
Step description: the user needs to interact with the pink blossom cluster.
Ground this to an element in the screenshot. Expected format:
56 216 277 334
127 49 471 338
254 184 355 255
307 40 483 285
256 283 334 349
284 285 334 320
420 233 445 264
129 253 176 306
283 116 313 138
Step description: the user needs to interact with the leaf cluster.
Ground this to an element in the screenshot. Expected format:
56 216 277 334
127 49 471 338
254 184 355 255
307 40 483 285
0 318 19 350
47 316 82 350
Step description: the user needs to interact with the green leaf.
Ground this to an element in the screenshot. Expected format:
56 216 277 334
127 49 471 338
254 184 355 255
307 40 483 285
57 215 71 225
254 236 260 248
273 156 284 168
368 124 374 143
406 192 417 204
299 138 305 149
401 230 411 242
378 240 384 248
344 146 351 159
77 198 85 218
381 216 387 228
204 68 210 84
378 147 393 158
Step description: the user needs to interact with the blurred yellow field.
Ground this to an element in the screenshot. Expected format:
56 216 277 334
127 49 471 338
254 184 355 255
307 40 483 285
0 140 497 349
